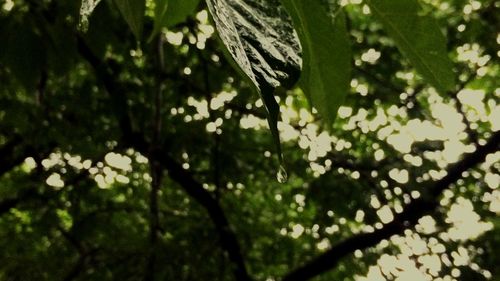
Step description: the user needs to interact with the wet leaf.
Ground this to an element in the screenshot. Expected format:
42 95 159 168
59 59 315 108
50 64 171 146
206 0 302 162
79 0 102 32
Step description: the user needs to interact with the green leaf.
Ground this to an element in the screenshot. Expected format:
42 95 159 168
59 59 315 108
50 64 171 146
150 0 169 41
281 0 351 126
206 0 302 163
364 0 455 94
114 0 146 40
164 0 200 27
2 22 45 91
79 0 103 32
149 0 201 41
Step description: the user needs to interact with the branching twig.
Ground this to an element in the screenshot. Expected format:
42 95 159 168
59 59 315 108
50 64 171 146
77 37 251 281
154 152 252 281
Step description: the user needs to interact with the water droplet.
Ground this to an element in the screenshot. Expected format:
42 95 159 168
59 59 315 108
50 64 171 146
276 165 288 183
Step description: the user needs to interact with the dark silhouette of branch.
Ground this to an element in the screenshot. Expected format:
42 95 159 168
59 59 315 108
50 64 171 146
0 189 52 216
145 35 166 281
76 36 136 141
145 165 160 281
198 48 223 199
0 191 38 215
0 164 97 217
155 152 252 281
62 255 86 281
354 65 407 95
282 130 499 281
0 135 28 177
77 38 251 281
59 226 94 281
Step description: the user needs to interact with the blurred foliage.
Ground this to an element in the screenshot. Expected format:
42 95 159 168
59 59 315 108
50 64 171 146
0 0 499 281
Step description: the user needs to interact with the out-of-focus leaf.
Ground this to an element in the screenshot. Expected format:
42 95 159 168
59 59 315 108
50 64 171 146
3 23 45 91
281 0 351 126
206 0 302 162
149 0 201 41
79 0 102 32
114 0 146 40
364 0 455 94
46 22 78 75
164 0 200 27
150 0 169 40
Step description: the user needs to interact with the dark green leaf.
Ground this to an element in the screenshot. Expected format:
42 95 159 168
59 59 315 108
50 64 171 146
364 0 455 94
114 0 146 40
281 0 351 126
205 0 301 90
206 0 302 162
150 0 169 40
150 0 201 40
164 0 201 27
3 23 45 90
46 22 78 75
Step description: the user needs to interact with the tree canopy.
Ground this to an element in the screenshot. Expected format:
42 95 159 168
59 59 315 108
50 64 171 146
0 0 499 280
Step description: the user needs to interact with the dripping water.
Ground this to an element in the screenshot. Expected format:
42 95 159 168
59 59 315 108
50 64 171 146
276 165 288 183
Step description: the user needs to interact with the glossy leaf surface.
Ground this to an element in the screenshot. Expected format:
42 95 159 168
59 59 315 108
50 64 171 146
206 0 302 161
79 0 102 32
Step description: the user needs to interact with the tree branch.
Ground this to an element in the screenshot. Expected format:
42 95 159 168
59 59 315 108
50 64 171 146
76 35 136 141
282 130 499 281
0 135 28 177
0 198 20 215
77 38 251 281
144 35 166 281
59 226 95 281
155 151 252 281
